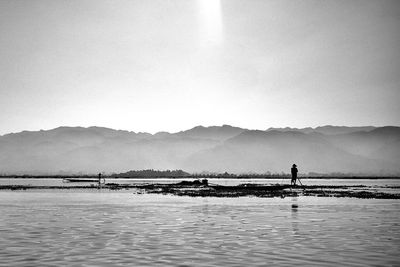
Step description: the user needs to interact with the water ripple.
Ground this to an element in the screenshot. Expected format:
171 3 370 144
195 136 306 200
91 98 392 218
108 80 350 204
0 192 399 266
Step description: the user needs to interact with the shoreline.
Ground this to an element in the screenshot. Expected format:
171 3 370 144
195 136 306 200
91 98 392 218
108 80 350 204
1 182 399 199
1 176 399 180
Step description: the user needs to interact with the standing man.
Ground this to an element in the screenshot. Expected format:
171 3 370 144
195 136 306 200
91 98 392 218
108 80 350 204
291 164 298 186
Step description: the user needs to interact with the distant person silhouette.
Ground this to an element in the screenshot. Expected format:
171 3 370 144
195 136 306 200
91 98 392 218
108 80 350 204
291 164 298 186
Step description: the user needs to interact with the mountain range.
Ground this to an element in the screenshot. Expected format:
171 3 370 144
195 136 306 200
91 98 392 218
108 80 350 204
0 125 399 175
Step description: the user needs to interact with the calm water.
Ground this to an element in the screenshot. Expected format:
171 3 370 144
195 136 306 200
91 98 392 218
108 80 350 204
1 177 400 187
0 191 399 266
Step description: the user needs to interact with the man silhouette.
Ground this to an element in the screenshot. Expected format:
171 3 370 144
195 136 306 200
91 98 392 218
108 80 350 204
291 164 298 186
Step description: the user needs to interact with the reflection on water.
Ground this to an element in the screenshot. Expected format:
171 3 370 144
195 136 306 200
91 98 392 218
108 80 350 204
0 192 399 266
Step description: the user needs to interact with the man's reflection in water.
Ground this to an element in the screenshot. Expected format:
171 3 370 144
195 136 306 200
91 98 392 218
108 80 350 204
291 200 300 236
200 200 210 223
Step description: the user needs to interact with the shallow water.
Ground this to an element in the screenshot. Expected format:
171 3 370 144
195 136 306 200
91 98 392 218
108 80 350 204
0 191 399 266
1 177 400 187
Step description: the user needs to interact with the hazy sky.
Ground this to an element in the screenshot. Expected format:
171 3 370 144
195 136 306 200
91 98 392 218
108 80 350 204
1 0 399 134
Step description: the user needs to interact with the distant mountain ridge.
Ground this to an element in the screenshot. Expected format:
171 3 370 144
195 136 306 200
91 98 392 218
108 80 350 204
0 125 399 175
266 126 377 135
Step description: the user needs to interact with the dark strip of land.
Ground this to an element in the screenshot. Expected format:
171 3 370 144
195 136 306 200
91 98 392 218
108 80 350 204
135 183 400 199
1 182 399 199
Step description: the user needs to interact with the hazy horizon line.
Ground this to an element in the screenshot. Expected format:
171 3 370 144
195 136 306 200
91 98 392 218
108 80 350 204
2 123 399 136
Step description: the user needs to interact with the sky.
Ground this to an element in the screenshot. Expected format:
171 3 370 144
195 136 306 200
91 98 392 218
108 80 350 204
0 0 399 135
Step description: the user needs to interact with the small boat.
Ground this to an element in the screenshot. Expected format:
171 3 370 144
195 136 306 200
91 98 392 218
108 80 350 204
62 178 99 183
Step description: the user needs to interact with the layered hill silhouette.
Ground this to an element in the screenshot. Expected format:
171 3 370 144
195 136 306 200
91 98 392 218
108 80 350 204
0 125 399 175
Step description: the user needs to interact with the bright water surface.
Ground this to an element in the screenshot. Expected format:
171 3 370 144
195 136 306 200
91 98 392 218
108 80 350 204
0 191 399 266
1 178 400 187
